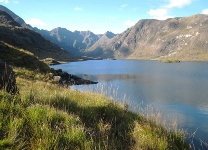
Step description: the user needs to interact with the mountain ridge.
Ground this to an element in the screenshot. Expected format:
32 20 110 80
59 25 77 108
1 4 208 61
0 5 117 57
0 10 21 27
0 8 73 62
87 14 208 61
34 14 208 61
0 5 32 29
34 27 117 57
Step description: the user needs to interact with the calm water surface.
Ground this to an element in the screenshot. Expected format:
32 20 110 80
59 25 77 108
52 60 208 148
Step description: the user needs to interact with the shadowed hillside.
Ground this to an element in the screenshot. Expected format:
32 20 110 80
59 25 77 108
0 9 73 61
0 41 50 72
0 5 32 29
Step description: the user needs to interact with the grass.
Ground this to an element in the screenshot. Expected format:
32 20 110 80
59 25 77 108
13 67 53 82
0 68 190 149
0 41 50 73
1 41 35 56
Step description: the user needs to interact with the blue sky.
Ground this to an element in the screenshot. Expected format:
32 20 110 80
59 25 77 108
0 0 208 34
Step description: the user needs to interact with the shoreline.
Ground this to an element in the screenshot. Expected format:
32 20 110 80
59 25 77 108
51 68 98 86
55 58 208 65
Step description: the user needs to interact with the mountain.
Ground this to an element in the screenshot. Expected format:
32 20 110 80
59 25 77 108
1 5 208 61
88 14 208 61
34 27 104 57
35 13 208 61
105 31 117 39
0 10 21 27
85 31 117 58
0 9 72 61
0 5 118 58
0 5 32 29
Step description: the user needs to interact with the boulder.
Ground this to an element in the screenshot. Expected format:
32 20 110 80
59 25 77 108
53 76 61 82
0 59 18 94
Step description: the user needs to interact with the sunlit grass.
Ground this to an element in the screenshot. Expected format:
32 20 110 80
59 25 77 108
0 68 190 149
1 41 35 56
14 67 52 81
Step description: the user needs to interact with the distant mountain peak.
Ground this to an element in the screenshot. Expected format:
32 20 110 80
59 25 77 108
104 31 117 39
53 27 69 31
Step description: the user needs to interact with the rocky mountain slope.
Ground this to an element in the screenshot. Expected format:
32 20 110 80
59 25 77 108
85 31 117 58
36 14 208 61
34 27 101 56
34 28 117 57
1 5 208 61
0 10 21 27
88 14 208 61
0 5 32 29
0 9 72 61
0 5 117 57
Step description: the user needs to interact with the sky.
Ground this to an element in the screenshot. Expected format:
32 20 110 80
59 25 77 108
0 0 208 34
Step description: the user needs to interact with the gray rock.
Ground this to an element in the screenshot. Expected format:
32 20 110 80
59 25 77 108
0 59 18 94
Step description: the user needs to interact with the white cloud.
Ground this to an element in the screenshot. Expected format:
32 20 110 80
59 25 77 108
124 20 136 27
148 8 172 20
74 7 84 11
121 4 128 8
148 0 192 20
25 18 47 27
201 9 208 15
0 0 9 3
166 0 192 8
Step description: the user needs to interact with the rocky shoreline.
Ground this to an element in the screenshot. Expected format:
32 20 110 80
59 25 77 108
51 68 98 86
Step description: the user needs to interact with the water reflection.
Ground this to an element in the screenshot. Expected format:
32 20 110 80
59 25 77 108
81 74 144 82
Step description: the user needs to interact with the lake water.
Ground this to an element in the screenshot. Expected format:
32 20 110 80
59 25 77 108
52 60 208 148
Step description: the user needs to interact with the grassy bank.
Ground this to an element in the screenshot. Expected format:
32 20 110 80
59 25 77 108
0 69 189 149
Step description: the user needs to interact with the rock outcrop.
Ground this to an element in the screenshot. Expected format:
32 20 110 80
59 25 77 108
0 59 18 94
51 68 98 86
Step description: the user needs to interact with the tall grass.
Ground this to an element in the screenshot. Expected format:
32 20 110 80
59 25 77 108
0 69 190 149
78 83 189 149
